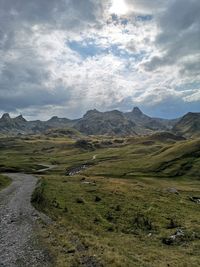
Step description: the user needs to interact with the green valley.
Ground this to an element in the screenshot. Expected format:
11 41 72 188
0 133 199 266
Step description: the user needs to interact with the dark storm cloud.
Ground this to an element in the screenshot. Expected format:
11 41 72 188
0 0 107 113
0 0 106 27
0 56 72 111
145 0 200 75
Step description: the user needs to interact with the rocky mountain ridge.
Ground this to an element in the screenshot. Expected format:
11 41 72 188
0 108 199 137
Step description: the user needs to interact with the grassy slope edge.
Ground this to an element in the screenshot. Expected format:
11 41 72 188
29 136 200 267
0 174 11 191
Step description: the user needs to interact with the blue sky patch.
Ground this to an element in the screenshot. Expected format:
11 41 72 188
67 38 146 63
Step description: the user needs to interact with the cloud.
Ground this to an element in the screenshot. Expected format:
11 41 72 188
145 0 200 76
124 0 168 14
0 0 199 119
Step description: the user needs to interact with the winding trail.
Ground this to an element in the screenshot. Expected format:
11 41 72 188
0 171 53 267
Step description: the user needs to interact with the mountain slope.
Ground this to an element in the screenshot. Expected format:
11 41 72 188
74 109 137 136
0 108 199 137
173 112 200 137
125 107 177 134
0 114 27 133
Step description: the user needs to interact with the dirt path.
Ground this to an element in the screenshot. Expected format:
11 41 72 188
0 172 53 267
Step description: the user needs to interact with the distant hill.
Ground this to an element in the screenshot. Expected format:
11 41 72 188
74 109 137 136
173 112 200 138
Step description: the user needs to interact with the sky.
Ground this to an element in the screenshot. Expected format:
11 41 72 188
0 0 199 120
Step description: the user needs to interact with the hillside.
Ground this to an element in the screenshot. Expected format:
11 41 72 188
74 109 137 136
173 112 200 138
0 133 199 266
125 107 176 133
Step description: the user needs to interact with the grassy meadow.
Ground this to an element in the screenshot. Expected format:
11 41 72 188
0 133 200 266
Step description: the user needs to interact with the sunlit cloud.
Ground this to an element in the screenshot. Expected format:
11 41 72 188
109 0 130 15
0 0 199 120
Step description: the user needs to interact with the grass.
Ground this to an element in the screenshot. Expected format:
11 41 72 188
0 134 200 266
33 174 200 266
0 174 11 190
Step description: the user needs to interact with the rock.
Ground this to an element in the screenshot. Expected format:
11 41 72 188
64 207 68 213
52 199 60 208
189 196 200 204
95 196 101 202
67 248 76 254
167 218 180 229
162 229 185 245
115 205 121 211
166 188 179 194
76 197 85 204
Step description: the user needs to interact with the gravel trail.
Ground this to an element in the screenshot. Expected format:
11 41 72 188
0 173 52 267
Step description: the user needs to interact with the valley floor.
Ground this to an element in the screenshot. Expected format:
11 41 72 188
0 134 200 266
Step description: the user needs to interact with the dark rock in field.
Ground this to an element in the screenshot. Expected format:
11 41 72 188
166 188 179 194
162 229 185 245
94 217 101 224
115 205 121 211
95 196 101 202
113 139 124 144
189 196 200 204
67 248 76 254
64 207 68 213
107 226 114 232
52 199 60 208
167 218 181 229
76 197 85 204
162 229 198 246
81 177 86 181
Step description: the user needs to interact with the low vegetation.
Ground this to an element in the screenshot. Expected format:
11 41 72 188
0 134 200 266
0 174 11 190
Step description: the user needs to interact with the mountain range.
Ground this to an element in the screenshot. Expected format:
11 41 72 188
0 107 199 138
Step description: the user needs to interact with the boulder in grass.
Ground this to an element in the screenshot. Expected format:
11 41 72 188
76 197 85 204
189 196 200 204
166 188 179 195
95 196 102 202
162 229 185 245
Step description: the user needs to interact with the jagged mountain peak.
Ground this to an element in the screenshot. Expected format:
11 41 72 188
132 107 143 116
1 113 11 121
48 116 59 121
83 109 100 118
14 115 26 122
